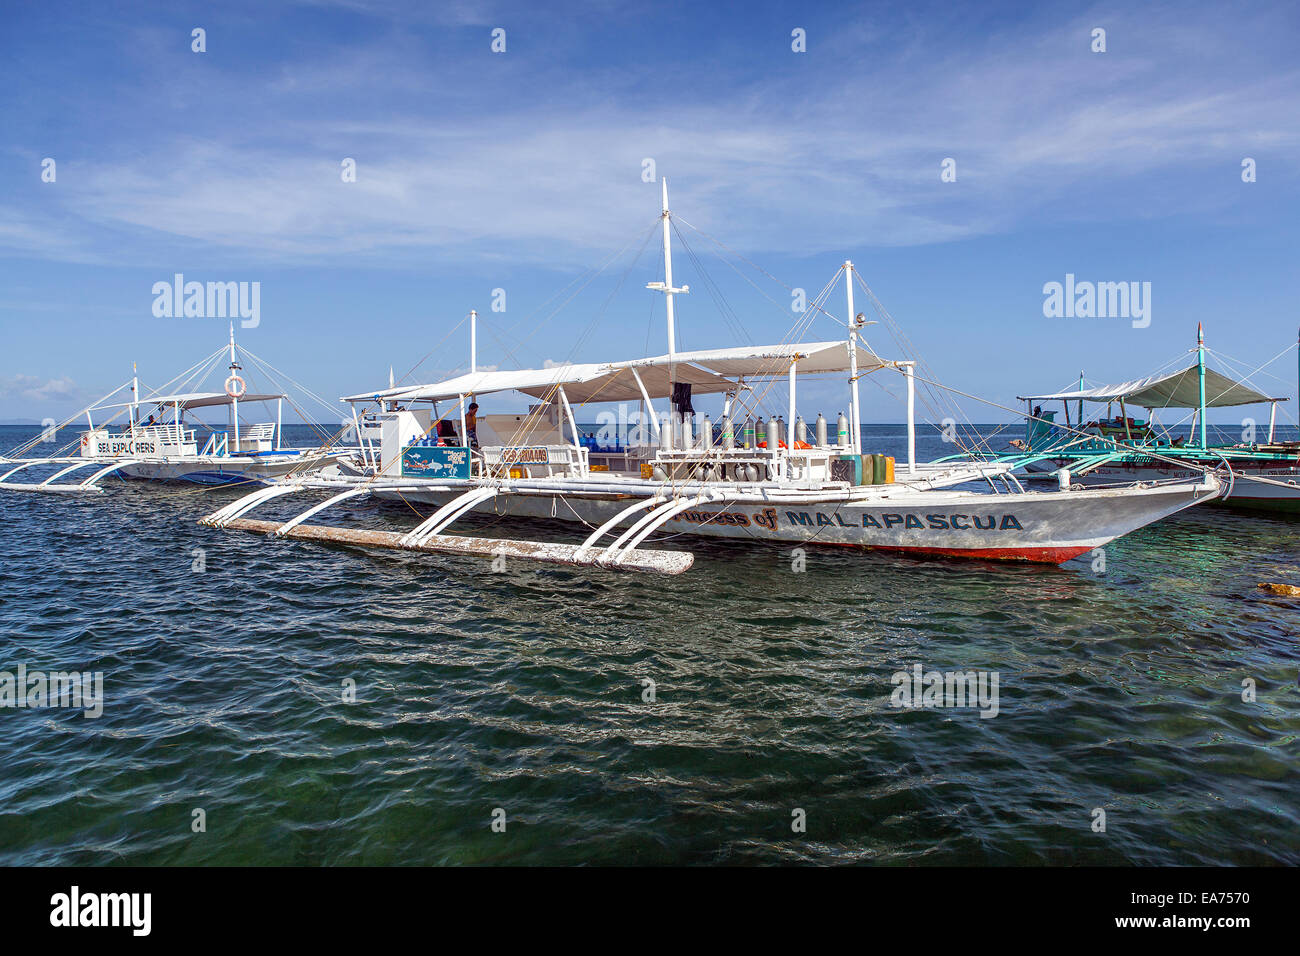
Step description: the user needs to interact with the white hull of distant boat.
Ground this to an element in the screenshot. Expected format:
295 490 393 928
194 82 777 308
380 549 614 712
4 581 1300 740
0 327 352 494
0 451 335 494
1007 324 1300 514
115 453 337 486
1022 458 1298 512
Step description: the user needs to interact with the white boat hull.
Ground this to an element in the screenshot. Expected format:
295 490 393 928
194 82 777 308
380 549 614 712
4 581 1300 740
1022 458 1299 514
117 453 336 486
371 477 1218 563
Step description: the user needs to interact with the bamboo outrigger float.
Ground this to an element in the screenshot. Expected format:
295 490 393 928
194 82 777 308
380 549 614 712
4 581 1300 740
0 327 350 494
202 181 1221 573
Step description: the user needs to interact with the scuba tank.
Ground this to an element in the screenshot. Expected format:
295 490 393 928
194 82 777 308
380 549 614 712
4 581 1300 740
700 414 713 450
836 411 849 447
721 416 734 450
796 415 807 444
816 412 828 447
742 416 755 449
768 414 781 449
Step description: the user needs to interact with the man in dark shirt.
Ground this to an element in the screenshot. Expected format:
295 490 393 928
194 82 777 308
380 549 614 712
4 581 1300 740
466 402 480 450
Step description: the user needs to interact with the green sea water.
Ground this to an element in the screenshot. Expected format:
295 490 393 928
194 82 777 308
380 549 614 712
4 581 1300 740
0 424 1297 865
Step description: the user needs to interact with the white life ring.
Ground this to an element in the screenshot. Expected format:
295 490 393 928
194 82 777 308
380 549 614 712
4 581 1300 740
225 374 247 399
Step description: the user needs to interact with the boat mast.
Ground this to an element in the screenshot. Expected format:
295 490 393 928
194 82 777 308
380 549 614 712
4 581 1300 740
1077 371 1084 428
470 309 478 374
844 261 861 455
904 362 915 473
1197 323 1207 449
647 179 688 446
229 323 241 451
130 362 138 434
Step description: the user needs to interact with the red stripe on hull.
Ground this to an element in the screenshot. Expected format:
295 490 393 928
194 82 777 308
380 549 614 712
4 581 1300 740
886 544 1094 564
819 542 1094 564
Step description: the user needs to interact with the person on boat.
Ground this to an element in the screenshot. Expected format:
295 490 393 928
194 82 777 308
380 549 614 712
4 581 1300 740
435 419 459 446
466 402 480 450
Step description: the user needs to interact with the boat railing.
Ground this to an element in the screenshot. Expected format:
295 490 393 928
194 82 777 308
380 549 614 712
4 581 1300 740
231 423 276 455
653 443 848 485
200 431 230 457
80 425 197 458
138 424 195 447
477 443 587 479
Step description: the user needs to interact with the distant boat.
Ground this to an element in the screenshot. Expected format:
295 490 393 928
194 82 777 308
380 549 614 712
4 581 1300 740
0 326 349 493
999 325 1299 513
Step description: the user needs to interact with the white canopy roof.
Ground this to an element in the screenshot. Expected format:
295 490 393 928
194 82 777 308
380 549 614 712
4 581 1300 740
622 340 884 377
1020 364 1284 408
344 364 623 405
345 340 889 406
97 391 286 410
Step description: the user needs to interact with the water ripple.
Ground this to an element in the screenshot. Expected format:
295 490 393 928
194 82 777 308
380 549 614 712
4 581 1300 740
0 427 1297 864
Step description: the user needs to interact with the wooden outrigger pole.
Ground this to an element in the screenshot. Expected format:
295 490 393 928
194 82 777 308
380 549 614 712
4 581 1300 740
201 478 696 574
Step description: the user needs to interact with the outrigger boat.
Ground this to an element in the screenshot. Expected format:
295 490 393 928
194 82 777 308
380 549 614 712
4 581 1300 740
201 182 1220 574
1000 326 1299 513
0 327 348 493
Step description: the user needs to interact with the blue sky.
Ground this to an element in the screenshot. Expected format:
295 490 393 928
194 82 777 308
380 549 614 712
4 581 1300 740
1 0 1297 428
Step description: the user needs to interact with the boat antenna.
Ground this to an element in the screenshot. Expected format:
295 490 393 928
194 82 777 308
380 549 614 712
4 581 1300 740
229 322 242 450
646 178 689 445
844 261 862 456
470 309 478 374
1197 322 1207 448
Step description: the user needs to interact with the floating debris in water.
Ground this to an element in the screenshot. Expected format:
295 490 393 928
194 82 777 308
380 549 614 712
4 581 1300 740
1257 582 1300 596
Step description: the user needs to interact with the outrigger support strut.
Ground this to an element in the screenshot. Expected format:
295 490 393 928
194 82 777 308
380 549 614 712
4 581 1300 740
200 479 695 575
38 461 102 486
203 481 307 528
76 460 141 489
0 457 141 493
1069 451 1126 477
400 486 500 547
0 460 54 483
273 486 373 537
601 490 729 566
574 494 670 559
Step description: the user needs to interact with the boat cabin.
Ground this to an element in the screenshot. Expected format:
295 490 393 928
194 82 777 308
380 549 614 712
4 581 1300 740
344 340 919 490
80 390 288 461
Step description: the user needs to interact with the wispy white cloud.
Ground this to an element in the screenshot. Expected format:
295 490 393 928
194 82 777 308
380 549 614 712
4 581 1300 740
4 2 1298 267
0 374 81 404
